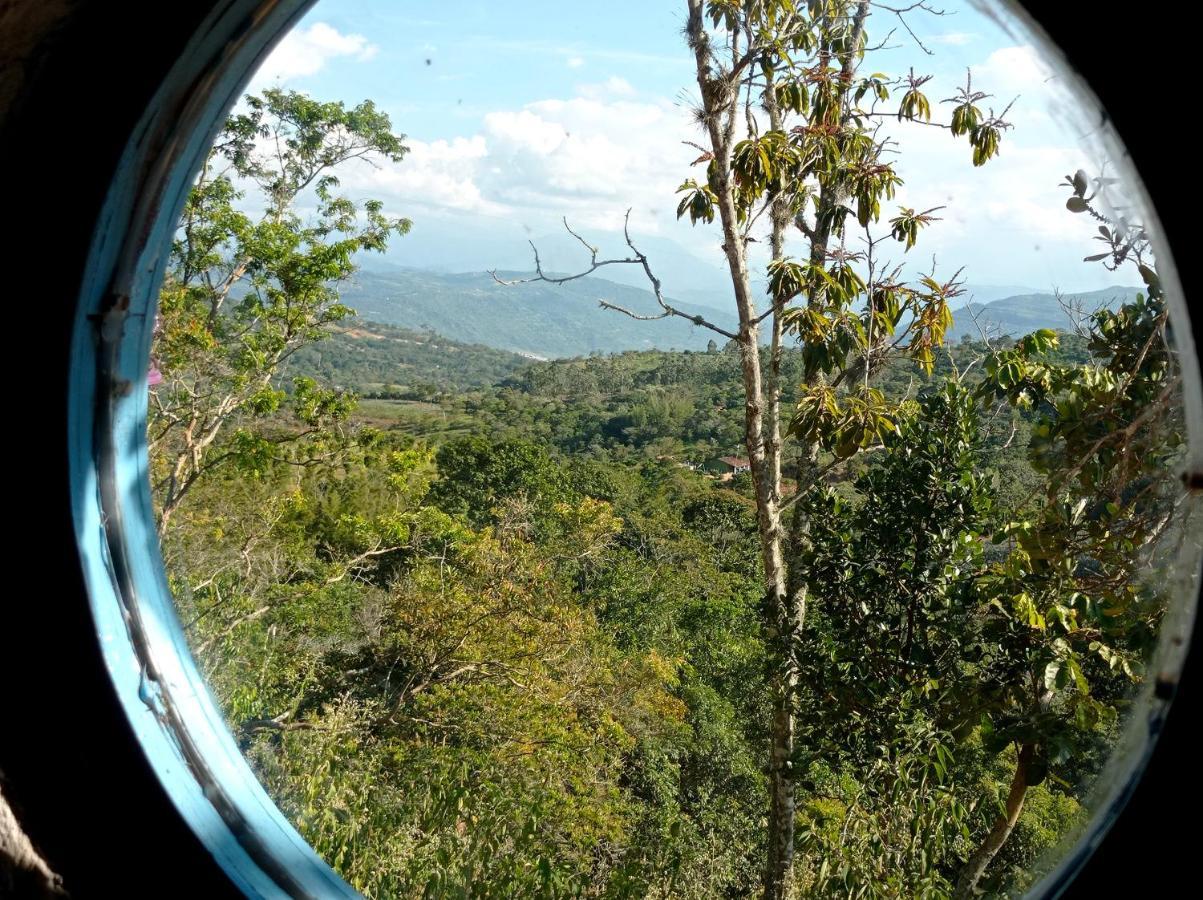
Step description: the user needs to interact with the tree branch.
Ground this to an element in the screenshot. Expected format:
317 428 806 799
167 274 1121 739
490 210 739 340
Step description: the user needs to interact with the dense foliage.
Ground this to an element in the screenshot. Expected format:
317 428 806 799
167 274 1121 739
150 40 1191 900
159 307 1183 897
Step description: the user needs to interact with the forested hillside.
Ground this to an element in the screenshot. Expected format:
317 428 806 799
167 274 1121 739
283 320 529 395
345 336 1084 490
159 313 1179 896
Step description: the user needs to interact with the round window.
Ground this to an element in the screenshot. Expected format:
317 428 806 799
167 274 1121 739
5 1 1195 897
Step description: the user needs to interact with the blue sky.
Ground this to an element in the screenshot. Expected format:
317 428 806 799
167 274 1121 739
244 0 1140 294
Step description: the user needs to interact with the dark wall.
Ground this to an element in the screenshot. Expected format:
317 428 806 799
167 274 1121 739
1 3 246 896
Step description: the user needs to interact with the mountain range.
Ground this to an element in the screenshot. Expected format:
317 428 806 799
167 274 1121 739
338 266 739 358
945 286 1142 341
364 214 746 312
338 262 1142 359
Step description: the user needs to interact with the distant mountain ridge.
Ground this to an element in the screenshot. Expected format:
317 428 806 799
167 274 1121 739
954 284 1042 306
337 265 1142 359
337 267 738 358
361 215 743 312
946 286 1143 341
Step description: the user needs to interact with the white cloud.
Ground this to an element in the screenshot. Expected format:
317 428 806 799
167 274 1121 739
343 135 499 215
578 76 637 99
566 56 585 69
871 45 1106 264
875 106 1118 288
929 32 977 46
340 85 701 237
248 23 378 89
483 109 568 155
477 95 695 228
978 45 1051 86
972 45 1057 119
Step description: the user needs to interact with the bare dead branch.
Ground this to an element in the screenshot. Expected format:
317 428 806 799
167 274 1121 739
490 210 739 340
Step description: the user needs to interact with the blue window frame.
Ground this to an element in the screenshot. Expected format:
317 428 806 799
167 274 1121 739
65 1 361 895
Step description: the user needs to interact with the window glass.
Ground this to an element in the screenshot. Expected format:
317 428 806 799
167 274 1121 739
147 2 1200 896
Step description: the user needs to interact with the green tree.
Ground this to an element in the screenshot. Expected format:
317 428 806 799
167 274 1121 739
953 172 1187 895
428 435 574 528
783 382 990 896
494 3 1012 893
149 88 410 531
796 382 991 745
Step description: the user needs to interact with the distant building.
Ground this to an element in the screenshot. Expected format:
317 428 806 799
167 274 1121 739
704 455 751 477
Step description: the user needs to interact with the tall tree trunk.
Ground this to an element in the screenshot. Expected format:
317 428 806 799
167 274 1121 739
954 743 1035 898
685 5 792 896
761 63 801 900
763 6 870 890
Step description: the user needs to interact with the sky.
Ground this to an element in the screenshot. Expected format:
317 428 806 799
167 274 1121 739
242 0 1141 294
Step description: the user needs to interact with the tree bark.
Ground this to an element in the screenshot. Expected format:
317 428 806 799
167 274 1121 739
761 60 802 900
763 6 870 893
685 5 793 896
1 785 66 898
954 742 1034 898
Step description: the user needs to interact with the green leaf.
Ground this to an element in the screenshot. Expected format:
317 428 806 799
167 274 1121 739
1043 660 1061 691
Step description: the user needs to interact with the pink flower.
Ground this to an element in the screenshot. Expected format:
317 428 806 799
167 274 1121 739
148 314 164 386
